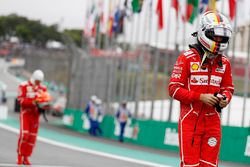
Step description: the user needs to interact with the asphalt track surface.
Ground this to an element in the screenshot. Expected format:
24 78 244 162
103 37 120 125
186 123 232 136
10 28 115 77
0 122 158 167
0 58 249 167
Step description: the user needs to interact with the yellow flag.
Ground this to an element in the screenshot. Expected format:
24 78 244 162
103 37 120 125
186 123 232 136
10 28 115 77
209 0 217 12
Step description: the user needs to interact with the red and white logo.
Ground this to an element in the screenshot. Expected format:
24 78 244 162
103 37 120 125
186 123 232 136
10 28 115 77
210 75 222 87
190 75 208 85
215 65 226 73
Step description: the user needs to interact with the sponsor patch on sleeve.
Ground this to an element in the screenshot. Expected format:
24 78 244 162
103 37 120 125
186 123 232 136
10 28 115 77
171 61 183 79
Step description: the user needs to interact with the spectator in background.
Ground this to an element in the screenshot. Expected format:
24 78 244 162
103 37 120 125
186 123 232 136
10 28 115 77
115 101 131 142
84 95 103 136
1 89 7 104
94 98 104 135
0 84 7 104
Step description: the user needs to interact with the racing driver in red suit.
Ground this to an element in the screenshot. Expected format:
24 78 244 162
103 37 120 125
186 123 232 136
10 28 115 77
17 69 48 165
168 12 234 167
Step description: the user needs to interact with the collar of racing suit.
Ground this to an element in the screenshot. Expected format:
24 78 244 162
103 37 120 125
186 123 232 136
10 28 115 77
189 43 223 69
28 80 41 92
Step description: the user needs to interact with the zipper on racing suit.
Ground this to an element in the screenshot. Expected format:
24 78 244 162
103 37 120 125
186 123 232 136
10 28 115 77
191 61 213 146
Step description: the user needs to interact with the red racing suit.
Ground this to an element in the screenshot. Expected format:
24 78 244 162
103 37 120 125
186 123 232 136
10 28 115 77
17 80 47 157
168 47 234 167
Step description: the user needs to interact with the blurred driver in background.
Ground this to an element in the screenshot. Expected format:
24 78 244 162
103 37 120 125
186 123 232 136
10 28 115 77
17 69 48 165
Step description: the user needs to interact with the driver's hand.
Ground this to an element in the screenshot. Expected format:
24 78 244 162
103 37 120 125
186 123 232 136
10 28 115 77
200 94 219 106
219 99 228 108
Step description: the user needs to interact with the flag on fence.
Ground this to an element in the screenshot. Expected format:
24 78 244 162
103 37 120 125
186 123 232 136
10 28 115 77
84 4 97 37
199 0 209 14
107 0 114 37
229 0 236 20
112 9 120 33
208 0 216 12
107 15 113 37
156 0 164 30
132 0 144 13
186 0 199 24
172 0 179 19
99 12 105 33
95 1 105 34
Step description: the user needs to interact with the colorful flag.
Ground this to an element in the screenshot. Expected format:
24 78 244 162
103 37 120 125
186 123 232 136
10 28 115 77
97 1 105 34
199 0 209 13
208 0 216 12
172 0 179 19
99 12 105 33
186 0 199 24
123 0 132 19
112 9 120 33
84 4 97 37
91 21 97 38
124 0 128 7
112 9 125 35
228 0 236 20
118 10 126 34
156 0 164 30
132 0 144 13
107 0 114 37
107 15 113 37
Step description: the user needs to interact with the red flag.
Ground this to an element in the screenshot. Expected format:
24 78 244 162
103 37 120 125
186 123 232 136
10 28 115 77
229 0 236 20
156 0 164 30
107 15 113 37
91 21 97 37
172 0 179 19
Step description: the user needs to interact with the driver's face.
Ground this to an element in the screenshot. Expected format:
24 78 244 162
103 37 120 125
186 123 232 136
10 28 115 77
213 36 223 42
34 80 41 85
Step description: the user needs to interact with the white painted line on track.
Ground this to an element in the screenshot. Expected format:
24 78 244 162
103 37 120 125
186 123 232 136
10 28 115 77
3 67 23 84
0 163 70 167
0 81 7 90
0 123 173 167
